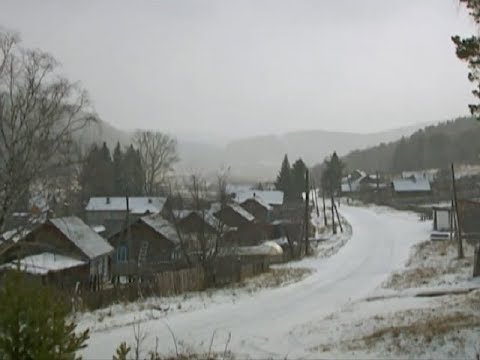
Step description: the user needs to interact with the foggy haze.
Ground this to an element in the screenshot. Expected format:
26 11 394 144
0 0 476 142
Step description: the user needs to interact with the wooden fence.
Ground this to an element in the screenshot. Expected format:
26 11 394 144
71 256 271 311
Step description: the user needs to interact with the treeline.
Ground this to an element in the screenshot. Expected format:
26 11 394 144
342 117 480 173
79 142 145 203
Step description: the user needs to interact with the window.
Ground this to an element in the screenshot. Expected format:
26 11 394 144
117 245 128 263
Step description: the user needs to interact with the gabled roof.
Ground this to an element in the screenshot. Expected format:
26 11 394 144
140 215 179 245
392 178 431 192
233 190 284 206
49 217 113 259
241 195 273 211
85 197 167 214
182 210 234 232
225 203 255 222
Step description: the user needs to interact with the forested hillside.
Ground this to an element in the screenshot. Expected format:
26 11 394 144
342 117 480 173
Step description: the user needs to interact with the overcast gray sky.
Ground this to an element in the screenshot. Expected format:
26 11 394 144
0 0 476 141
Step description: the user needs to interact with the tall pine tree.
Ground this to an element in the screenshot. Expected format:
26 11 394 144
112 142 124 196
321 151 344 195
275 154 293 200
123 145 145 196
291 158 308 201
79 142 114 203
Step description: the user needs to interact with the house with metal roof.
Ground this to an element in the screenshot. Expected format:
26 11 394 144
85 196 168 236
232 190 284 208
392 178 432 197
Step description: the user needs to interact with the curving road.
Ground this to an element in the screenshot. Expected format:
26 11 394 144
83 205 430 359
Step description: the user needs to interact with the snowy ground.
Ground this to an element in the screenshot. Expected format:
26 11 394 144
384 238 476 290
82 205 435 359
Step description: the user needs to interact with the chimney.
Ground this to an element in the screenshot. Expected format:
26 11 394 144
148 198 152 204
106 197 110 204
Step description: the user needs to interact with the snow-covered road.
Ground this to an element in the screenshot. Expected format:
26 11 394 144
83 205 430 359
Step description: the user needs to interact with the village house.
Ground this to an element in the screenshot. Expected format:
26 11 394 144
1 217 113 287
239 195 273 223
85 196 168 236
212 202 255 228
341 170 388 194
231 189 284 209
212 203 269 246
392 177 432 197
108 214 180 277
176 210 232 236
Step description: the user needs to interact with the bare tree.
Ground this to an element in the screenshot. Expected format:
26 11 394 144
133 130 179 196
0 30 94 234
166 172 231 286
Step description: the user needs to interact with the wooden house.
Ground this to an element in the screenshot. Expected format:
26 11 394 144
177 210 227 236
392 178 432 197
240 196 272 223
231 190 284 210
213 203 255 228
108 214 180 276
212 203 270 246
1 217 113 285
85 196 168 236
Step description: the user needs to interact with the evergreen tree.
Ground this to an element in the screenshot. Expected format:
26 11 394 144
123 145 145 196
79 144 99 204
112 141 124 196
275 154 292 200
321 152 344 195
79 142 114 202
98 142 114 195
452 0 480 121
291 158 308 201
0 270 90 359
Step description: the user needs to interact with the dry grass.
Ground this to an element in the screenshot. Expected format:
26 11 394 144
228 267 312 293
384 239 474 289
357 312 477 350
310 290 480 357
352 290 480 354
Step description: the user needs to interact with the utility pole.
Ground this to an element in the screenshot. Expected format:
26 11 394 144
304 169 310 256
333 201 343 233
331 188 337 235
311 178 320 217
451 163 464 259
322 187 328 227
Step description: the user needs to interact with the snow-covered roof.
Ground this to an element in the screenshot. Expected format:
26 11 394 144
49 217 114 259
0 252 86 275
392 178 431 192
226 203 255 222
85 197 167 214
182 210 228 231
0 229 30 243
233 190 284 206
92 225 106 233
235 241 283 256
240 195 273 211
140 215 179 244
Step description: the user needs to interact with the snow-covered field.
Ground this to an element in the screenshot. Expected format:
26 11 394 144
82 205 436 359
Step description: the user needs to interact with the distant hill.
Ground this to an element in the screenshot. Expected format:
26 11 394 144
77 117 431 181
222 124 430 181
341 117 480 174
